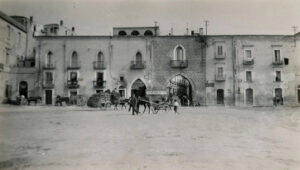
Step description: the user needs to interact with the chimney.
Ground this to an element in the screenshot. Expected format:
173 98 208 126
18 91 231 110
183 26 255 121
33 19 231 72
60 20 63 26
199 28 204 35
72 27 75 32
30 16 33 24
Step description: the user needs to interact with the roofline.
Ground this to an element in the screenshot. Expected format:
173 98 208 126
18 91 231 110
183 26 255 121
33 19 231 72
0 11 27 33
113 26 159 29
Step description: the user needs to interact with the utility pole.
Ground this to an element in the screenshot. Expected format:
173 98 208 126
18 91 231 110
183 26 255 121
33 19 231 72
292 26 298 47
204 20 209 36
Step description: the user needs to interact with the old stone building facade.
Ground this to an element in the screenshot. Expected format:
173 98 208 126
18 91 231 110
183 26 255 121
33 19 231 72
1 11 300 106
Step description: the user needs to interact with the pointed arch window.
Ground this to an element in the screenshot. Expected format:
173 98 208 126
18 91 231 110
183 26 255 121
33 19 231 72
136 52 142 64
46 52 52 65
94 51 106 69
170 45 188 68
176 46 184 60
71 51 79 67
97 51 104 62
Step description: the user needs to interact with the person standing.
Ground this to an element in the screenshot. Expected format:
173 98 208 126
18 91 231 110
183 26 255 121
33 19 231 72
173 99 180 114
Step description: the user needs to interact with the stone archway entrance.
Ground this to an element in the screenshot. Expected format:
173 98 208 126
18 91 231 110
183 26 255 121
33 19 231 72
131 79 146 97
168 75 192 106
19 81 28 98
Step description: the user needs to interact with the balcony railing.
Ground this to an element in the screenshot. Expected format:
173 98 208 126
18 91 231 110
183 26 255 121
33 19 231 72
43 81 55 88
243 58 254 65
43 63 55 70
67 80 80 89
93 61 106 70
93 80 106 88
67 64 80 70
169 60 188 68
215 74 226 82
272 60 284 66
17 59 35 67
130 61 146 69
215 53 226 59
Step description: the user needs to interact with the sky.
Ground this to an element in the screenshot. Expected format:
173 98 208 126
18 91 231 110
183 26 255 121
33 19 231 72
0 0 300 35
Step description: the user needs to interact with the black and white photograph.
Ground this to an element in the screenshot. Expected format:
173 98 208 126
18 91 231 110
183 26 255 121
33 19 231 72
0 0 300 169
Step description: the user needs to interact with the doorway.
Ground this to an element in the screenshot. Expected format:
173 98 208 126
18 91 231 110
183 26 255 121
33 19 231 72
217 89 224 104
19 81 28 98
131 79 146 97
45 90 52 105
168 75 192 106
246 88 253 105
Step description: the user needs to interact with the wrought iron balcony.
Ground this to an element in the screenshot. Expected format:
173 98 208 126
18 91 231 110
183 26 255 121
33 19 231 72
130 61 146 69
215 74 226 82
272 60 284 66
169 60 188 68
67 80 80 89
93 80 106 88
93 61 106 70
67 63 80 70
42 81 55 88
243 58 254 65
43 63 55 70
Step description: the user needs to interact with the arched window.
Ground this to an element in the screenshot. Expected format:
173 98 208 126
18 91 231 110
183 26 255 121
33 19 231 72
176 46 184 60
144 30 153 36
71 51 78 67
46 51 52 65
97 51 104 62
136 52 142 64
131 30 140 36
118 31 127 36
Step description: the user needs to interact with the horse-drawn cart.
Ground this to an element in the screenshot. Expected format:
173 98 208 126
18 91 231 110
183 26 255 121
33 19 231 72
150 101 173 114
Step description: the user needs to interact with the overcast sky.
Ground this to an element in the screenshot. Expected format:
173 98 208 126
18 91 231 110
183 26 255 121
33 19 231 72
0 0 299 35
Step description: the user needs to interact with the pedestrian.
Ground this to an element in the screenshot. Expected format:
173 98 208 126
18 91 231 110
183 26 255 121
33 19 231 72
173 99 180 114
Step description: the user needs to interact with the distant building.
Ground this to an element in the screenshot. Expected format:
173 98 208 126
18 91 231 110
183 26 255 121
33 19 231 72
1 10 300 106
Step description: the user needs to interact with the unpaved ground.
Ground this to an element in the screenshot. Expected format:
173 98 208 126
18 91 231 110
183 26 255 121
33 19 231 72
0 105 300 170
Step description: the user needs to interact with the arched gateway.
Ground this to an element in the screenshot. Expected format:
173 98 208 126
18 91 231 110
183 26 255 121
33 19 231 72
168 75 192 106
131 79 146 97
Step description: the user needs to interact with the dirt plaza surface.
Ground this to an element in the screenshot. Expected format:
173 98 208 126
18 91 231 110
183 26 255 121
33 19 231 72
0 105 300 170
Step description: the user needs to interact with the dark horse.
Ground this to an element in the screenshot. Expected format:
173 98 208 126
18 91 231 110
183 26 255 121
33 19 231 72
27 96 42 105
136 96 151 114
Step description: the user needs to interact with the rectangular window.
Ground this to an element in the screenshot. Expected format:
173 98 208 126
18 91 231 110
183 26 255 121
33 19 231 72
245 50 252 59
274 50 281 62
45 72 53 82
246 71 252 82
70 72 78 81
217 46 223 55
5 49 10 65
275 71 281 82
217 67 223 76
97 72 104 81
119 89 125 97
120 76 124 81
18 32 21 47
7 25 10 40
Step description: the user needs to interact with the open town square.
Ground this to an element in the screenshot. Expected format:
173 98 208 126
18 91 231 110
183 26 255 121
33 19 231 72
0 105 300 170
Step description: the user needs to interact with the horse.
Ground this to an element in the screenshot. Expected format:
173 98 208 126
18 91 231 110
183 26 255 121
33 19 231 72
27 96 42 105
55 96 70 106
136 96 151 114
